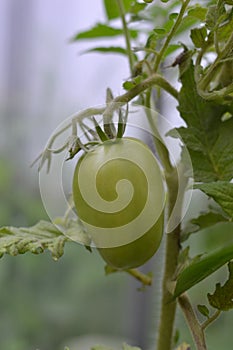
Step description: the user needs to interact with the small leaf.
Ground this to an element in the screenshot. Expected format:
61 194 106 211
82 46 136 58
123 80 135 90
153 28 166 35
0 220 69 260
131 2 148 13
197 304 210 318
71 23 138 41
103 0 132 20
195 182 233 219
174 225 233 297
188 6 208 21
206 4 226 30
190 27 207 48
208 262 233 311
169 12 179 20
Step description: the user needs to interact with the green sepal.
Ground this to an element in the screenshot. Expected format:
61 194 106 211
93 117 109 142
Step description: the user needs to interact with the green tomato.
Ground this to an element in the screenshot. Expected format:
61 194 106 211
73 137 165 270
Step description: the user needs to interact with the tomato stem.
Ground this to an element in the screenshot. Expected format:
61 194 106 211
156 168 182 350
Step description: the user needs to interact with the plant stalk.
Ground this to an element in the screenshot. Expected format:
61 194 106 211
156 168 181 350
153 0 191 72
116 0 135 75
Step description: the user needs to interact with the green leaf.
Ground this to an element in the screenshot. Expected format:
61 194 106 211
0 220 69 260
71 23 138 41
164 44 180 58
103 0 147 20
205 3 226 30
197 304 210 318
188 6 208 21
190 27 207 48
195 182 233 219
174 60 233 182
181 210 228 241
82 46 134 57
174 224 233 297
103 0 132 20
208 262 233 311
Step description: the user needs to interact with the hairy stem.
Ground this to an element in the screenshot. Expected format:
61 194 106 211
116 0 135 75
179 294 207 350
156 168 181 350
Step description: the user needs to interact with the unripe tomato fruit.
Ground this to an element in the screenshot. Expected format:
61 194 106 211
73 137 165 270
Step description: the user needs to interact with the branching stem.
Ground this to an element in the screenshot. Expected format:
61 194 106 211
153 0 191 72
179 294 207 350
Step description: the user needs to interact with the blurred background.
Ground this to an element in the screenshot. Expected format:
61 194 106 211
0 1 233 350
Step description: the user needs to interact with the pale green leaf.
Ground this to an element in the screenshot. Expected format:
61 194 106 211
0 220 69 260
188 6 208 21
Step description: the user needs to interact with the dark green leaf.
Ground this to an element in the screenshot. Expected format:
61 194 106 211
190 27 207 48
174 60 233 182
195 182 233 219
174 225 233 297
208 262 233 311
71 23 138 41
0 220 69 260
197 304 210 317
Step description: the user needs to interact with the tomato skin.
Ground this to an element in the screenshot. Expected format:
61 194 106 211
73 137 165 270
98 212 164 269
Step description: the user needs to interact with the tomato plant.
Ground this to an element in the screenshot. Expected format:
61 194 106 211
1 1 233 350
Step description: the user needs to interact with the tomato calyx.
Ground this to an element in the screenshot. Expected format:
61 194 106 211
66 106 128 161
